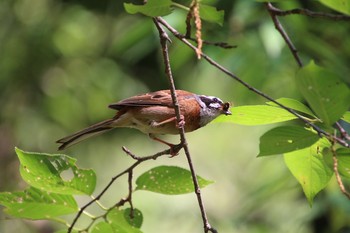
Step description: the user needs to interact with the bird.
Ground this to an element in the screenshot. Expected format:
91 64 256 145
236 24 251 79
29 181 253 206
56 90 231 151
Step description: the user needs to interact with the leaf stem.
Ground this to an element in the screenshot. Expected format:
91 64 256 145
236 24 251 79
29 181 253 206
50 217 71 227
171 2 190 11
90 196 108 210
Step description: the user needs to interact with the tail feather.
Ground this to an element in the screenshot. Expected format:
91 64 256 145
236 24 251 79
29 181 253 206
57 119 115 150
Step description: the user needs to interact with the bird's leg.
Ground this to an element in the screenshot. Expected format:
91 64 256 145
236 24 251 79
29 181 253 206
149 134 182 157
150 115 185 128
149 115 185 156
149 133 174 147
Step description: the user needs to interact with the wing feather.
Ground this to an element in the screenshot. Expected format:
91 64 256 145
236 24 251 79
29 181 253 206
108 90 193 110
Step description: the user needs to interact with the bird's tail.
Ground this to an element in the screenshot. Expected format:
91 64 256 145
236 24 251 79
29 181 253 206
56 118 115 150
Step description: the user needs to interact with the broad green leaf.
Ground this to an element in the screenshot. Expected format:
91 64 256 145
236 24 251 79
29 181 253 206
284 138 333 205
107 209 142 233
258 126 319 156
124 208 143 229
342 111 350 123
267 98 317 118
319 0 350 15
91 221 114 233
296 61 350 126
136 166 213 195
15 148 96 195
124 0 172 17
199 4 224 26
0 187 78 220
215 105 297 125
336 148 350 179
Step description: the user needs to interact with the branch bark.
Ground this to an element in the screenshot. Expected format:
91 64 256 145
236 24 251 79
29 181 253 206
153 17 217 233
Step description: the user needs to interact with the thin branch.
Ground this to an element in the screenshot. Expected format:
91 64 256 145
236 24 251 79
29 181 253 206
153 18 183 139
179 34 237 49
197 38 237 49
153 17 217 233
156 17 350 149
265 2 350 67
336 122 350 141
268 5 350 21
265 2 303 67
67 147 173 232
183 1 235 50
127 170 134 219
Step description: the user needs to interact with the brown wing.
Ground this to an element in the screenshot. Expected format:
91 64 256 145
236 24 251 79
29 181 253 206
108 90 194 110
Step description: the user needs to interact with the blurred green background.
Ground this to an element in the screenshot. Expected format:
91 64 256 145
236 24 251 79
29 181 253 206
1 0 350 232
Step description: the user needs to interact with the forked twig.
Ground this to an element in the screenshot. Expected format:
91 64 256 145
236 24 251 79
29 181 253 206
265 2 350 67
67 147 175 232
267 4 350 20
265 2 303 67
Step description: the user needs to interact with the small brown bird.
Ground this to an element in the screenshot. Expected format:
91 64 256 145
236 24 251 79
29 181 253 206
57 90 231 151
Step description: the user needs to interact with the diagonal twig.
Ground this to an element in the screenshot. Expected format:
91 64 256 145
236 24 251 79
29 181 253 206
156 17 349 149
268 5 350 21
265 2 350 67
265 2 303 67
336 122 350 141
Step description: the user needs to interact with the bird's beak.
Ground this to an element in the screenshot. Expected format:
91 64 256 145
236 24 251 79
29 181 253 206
222 102 232 115
224 110 232 115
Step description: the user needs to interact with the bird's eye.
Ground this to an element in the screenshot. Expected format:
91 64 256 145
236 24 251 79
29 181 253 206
223 102 230 111
213 97 219 102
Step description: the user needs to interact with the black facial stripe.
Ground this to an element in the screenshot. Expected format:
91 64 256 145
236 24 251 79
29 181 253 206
199 96 223 108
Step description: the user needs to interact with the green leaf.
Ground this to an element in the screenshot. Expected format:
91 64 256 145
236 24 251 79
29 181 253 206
296 61 350 126
124 208 143 229
91 221 114 233
336 148 350 179
136 166 213 195
107 209 142 233
199 4 224 26
0 187 78 220
258 126 319 156
342 111 350 123
215 105 297 125
124 0 172 17
267 98 317 118
284 138 333 205
319 0 350 15
15 148 96 195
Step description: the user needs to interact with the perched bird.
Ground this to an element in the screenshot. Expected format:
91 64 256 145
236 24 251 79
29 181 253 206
57 90 231 151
